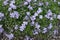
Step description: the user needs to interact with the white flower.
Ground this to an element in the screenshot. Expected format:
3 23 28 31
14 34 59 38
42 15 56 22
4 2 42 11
0 25 2 28
14 25 18 30
58 2 60 5
24 16 29 20
20 25 26 29
0 12 4 21
0 12 4 17
50 17 53 20
3 0 9 5
42 28 47 33
9 0 16 10
19 21 28 31
8 7 12 11
23 21 28 25
48 23 53 29
35 22 40 29
34 12 38 17
54 0 56 2
26 0 31 3
5 33 14 40
0 28 4 33
10 3 16 9
22 24 25 26
37 8 42 14
45 15 49 19
24 1 28 5
45 2 49 6
26 12 30 16
53 30 58 35
47 9 52 16
57 15 60 19
28 5 33 10
45 9 52 19
10 13 14 18
30 21 35 26
19 25 26 31
39 15 43 19
30 16 36 21
48 9 52 12
38 2 43 6
10 11 19 19
19 25 25 31
19 28 24 31
33 29 38 35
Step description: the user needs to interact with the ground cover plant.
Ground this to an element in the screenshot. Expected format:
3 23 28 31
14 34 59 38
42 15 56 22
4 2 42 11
0 0 60 40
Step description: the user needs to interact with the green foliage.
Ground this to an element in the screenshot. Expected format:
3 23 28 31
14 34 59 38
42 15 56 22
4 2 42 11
0 0 60 40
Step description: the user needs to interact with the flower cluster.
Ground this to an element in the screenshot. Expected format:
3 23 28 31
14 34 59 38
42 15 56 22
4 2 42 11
10 11 19 19
0 0 60 39
19 21 28 31
0 12 4 21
